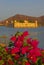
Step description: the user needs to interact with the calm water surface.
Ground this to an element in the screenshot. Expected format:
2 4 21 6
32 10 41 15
0 26 44 49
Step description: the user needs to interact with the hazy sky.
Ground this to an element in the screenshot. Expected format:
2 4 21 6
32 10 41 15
0 0 44 20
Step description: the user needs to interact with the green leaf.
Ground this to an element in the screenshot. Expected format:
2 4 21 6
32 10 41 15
8 41 14 47
23 41 28 46
37 58 42 65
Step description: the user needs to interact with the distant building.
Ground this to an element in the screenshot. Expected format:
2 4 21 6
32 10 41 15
5 21 9 26
13 20 38 28
5 20 14 27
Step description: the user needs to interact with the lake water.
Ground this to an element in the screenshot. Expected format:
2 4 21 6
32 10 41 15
0 26 44 49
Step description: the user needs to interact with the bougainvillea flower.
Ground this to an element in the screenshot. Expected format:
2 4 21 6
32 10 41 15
31 39 39 48
18 35 24 41
15 40 23 48
25 61 30 65
22 31 29 37
18 61 22 65
8 59 14 65
29 48 41 57
2 62 6 65
0 56 2 60
42 58 44 63
10 36 16 42
21 46 29 54
14 54 20 60
11 47 19 54
0 31 43 65
34 48 42 56
5 47 8 53
27 38 32 44
31 55 37 63
27 54 37 63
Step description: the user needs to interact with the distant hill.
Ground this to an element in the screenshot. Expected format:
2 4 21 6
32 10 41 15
37 16 44 26
4 14 37 21
1 14 44 26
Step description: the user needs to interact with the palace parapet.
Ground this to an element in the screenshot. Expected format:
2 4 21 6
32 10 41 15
14 20 38 28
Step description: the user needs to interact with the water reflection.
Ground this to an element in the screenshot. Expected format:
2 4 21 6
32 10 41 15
0 31 44 42
0 26 44 48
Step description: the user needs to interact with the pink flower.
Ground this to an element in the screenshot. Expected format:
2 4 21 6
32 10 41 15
0 56 2 60
42 58 44 63
31 40 39 48
18 35 24 41
29 48 41 57
18 61 22 65
21 46 29 54
22 31 29 37
25 61 30 65
31 55 37 63
34 48 41 56
27 54 37 63
15 40 23 48
8 59 14 65
11 47 19 54
27 38 32 44
2 62 6 65
5 47 8 53
10 36 16 42
14 54 20 60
